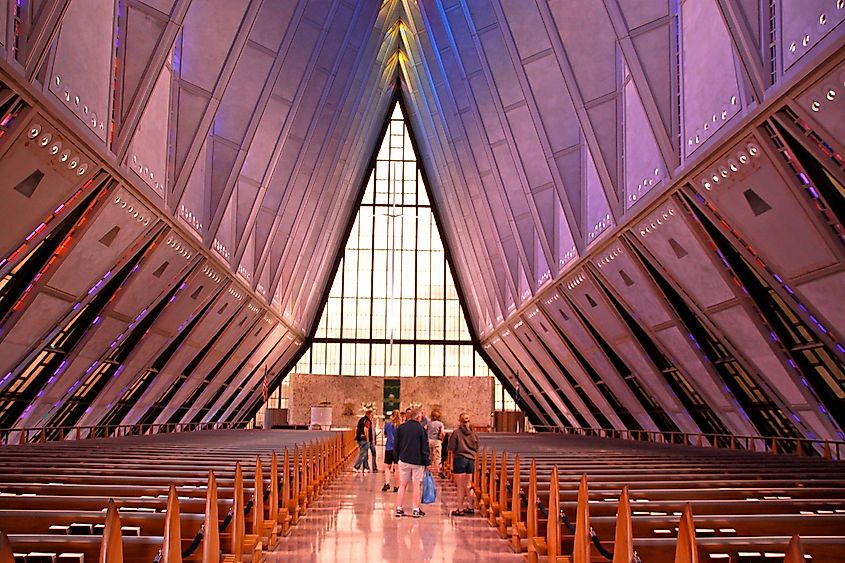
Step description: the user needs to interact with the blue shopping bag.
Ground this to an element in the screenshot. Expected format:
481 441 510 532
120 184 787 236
422 470 437 504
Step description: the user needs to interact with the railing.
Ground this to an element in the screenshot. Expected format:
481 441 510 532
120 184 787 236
0 420 253 446
528 424 845 461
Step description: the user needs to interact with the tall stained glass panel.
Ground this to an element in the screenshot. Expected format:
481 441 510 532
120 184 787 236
294 102 491 377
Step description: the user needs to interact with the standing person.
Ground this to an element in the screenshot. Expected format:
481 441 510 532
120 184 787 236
382 411 401 492
394 407 430 518
369 418 379 473
353 409 374 472
426 410 445 477
448 412 478 516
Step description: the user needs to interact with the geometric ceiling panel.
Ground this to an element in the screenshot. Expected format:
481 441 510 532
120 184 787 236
621 3 674 144
2 0 844 436
680 0 743 158
585 145 614 246
47 0 115 143
781 0 845 71
623 66 665 209
125 63 172 198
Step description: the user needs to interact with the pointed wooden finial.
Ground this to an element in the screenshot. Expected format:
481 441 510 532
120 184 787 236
203 471 220 563
100 499 124 563
674 503 698 563
270 451 279 525
231 462 245 561
253 456 264 536
527 459 538 539
573 473 591 563
162 483 183 563
547 466 561 561
282 448 291 514
511 455 521 524
0 531 15 563
612 486 633 563
499 450 508 511
784 534 805 563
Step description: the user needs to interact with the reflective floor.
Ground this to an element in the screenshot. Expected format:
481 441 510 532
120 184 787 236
269 465 523 562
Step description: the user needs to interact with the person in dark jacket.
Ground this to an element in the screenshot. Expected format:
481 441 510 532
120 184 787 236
448 412 478 516
394 407 430 518
353 409 374 472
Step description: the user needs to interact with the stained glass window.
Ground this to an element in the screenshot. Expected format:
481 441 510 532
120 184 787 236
293 102 491 377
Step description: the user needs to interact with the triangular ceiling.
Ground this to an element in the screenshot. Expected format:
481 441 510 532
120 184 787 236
2 0 845 438
30 0 769 341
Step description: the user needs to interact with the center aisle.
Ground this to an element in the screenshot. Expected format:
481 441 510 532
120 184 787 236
269 466 523 562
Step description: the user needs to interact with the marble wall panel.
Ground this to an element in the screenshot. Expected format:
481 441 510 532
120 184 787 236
289 374 493 432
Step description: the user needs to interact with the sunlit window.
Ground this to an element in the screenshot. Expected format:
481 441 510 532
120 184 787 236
293 102 489 377
493 378 519 411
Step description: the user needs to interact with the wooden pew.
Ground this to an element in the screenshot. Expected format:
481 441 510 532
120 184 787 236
0 430 354 563
472 432 845 562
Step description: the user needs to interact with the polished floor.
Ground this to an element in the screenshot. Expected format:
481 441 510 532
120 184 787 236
269 463 523 562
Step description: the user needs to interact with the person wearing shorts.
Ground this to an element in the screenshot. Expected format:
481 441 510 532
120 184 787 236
394 407 430 518
448 412 478 516
382 410 400 492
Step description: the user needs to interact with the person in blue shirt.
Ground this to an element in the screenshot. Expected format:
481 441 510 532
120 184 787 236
382 410 400 491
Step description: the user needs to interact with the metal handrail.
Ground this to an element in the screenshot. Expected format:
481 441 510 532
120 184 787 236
526 424 845 461
0 420 254 446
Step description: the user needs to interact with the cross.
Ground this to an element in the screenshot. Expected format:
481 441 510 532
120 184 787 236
374 160 415 368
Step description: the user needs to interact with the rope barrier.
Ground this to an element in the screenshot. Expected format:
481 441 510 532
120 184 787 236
218 507 233 532
590 526 614 560
518 481 629 561
181 525 204 558
536 497 547 518
560 508 576 533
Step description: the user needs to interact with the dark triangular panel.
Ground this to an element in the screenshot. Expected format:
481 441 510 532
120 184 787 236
209 138 240 216
98 226 121 248
152 261 169 278
172 86 212 183
118 4 170 124
668 237 688 259
627 19 674 143
13 170 44 198
743 188 773 216
619 269 635 287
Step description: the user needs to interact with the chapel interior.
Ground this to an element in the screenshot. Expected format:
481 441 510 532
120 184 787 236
0 0 844 561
